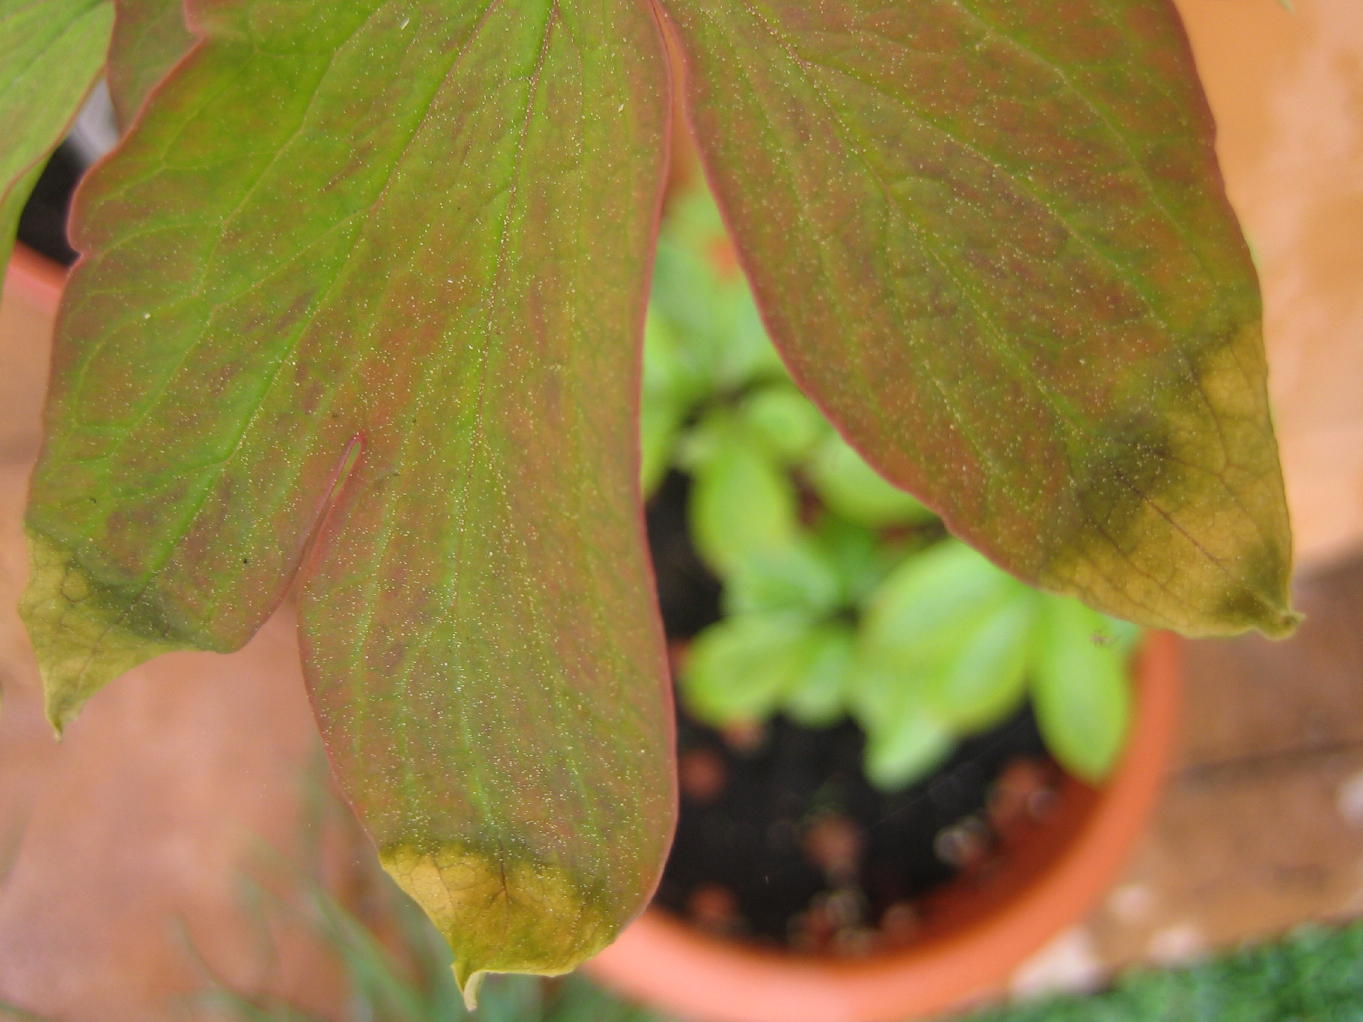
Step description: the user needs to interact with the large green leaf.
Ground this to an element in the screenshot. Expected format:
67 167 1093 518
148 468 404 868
21 0 673 996
680 612 814 725
687 414 799 576
108 0 195 127
722 536 841 619
661 0 1298 637
0 0 112 275
780 620 855 727
856 540 1032 732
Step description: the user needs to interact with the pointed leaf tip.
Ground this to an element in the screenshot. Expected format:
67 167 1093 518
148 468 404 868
20 530 186 734
380 843 620 998
1203 530 1301 639
457 968 485 1012
1248 607 1297 640
1260 607 1303 640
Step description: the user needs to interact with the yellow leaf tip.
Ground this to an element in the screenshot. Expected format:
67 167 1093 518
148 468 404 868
455 964 485 1011
20 530 185 729
44 693 74 740
1259 606 1304 640
380 841 618 993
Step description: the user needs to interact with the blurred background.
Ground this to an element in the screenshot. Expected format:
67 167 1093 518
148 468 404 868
1 0 1360 1019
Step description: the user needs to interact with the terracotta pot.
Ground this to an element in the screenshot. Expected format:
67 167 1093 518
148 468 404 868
588 631 1181 1022
2 243 65 319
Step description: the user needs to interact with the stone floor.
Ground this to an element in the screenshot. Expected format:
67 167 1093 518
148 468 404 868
1005 549 1363 1001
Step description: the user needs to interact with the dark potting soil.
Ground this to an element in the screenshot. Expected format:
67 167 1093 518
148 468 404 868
646 471 1063 955
655 706 1058 954
646 470 723 641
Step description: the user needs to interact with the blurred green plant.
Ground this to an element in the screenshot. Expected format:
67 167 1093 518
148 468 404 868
183 758 670 1022
0 1003 55 1022
196 885 663 1022
648 189 1141 790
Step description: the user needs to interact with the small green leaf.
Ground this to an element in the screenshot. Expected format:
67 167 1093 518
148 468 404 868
1031 596 1133 784
860 540 1022 659
680 614 812 725
722 536 841 619
740 383 827 464
688 419 799 576
674 407 723 471
919 594 1036 731
724 290 787 390
807 432 934 529
811 515 907 608
1094 613 1143 655
648 239 725 391
642 308 706 410
651 190 785 393
850 540 1039 778
781 621 855 727
860 693 954 792
0 0 112 277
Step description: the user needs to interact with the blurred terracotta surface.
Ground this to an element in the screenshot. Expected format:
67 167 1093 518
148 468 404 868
1180 0 1363 570
0 255 364 1021
1178 555 1363 768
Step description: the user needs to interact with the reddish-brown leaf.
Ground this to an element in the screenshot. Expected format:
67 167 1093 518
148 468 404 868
661 0 1297 636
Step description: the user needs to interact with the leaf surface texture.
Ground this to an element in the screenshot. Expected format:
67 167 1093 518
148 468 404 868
661 0 1297 635
22 0 675 988
108 0 195 126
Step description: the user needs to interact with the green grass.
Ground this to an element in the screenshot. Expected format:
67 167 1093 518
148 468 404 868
955 922 1363 1022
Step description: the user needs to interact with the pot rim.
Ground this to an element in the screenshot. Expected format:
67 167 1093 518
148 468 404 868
6 244 67 308
588 630 1181 1022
